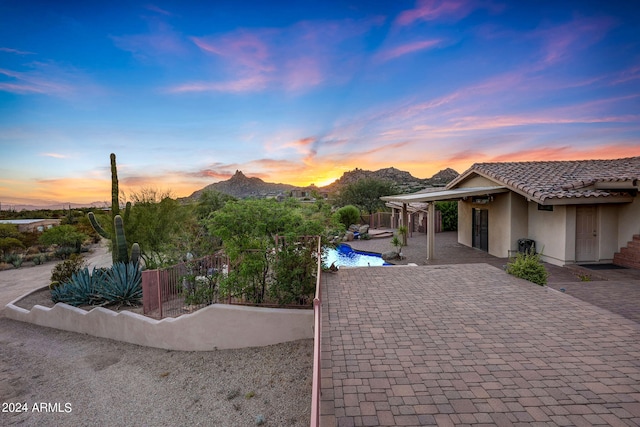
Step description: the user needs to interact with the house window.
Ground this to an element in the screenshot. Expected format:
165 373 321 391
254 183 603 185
537 204 553 211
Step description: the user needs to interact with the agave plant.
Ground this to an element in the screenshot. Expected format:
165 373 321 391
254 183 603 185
102 261 142 307
51 267 108 307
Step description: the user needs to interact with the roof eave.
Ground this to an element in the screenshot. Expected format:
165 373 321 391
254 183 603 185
540 194 635 205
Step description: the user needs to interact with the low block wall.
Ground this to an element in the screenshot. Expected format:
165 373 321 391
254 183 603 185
5 288 314 351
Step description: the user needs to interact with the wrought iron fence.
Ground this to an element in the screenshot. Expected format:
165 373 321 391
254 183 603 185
142 236 322 319
142 253 229 319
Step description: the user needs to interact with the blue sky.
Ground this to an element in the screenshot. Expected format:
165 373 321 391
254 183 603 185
1 0 639 206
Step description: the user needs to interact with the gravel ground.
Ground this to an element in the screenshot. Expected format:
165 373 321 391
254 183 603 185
1 244 313 426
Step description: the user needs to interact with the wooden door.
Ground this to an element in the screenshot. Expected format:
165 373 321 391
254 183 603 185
576 206 597 262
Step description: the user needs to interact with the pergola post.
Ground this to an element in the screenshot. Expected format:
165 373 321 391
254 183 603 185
401 203 408 246
426 202 435 260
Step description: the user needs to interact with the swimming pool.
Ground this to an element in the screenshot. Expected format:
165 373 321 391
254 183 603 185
323 244 391 268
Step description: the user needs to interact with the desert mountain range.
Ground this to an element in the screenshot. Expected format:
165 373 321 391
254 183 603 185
2 167 459 211
187 167 459 200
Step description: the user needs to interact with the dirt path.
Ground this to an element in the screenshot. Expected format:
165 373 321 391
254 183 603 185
0 245 312 426
0 242 112 316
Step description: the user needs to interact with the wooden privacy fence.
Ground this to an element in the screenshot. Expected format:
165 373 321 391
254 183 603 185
363 211 392 229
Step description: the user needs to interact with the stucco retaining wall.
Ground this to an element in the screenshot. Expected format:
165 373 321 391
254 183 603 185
5 287 314 351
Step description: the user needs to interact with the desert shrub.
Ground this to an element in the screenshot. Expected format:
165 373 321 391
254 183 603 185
39 225 88 256
270 242 317 305
182 273 219 306
219 251 269 303
9 254 23 268
179 259 222 306
0 262 13 271
50 262 142 307
26 246 43 255
31 254 47 266
102 262 142 307
506 251 548 286
50 254 86 288
54 246 76 260
51 267 107 306
334 205 360 229
0 237 25 257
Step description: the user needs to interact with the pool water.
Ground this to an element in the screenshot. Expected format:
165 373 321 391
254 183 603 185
323 244 391 268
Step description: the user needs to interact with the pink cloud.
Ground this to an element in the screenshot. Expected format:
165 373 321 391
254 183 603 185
533 16 615 66
610 64 640 86
40 153 69 159
144 4 173 16
0 47 34 55
487 144 640 163
0 66 74 96
375 39 441 62
112 21 188 60
168 76 269 93
192 32 273 73
173 17 381 94
395 0 474 26
283 56 325 91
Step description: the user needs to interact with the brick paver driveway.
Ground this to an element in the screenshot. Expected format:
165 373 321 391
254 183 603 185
320 264 640 426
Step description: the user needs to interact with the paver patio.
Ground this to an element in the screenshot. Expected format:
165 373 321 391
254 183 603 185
320 263 640 426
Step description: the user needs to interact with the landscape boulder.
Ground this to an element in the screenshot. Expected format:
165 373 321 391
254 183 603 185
382 251 398 261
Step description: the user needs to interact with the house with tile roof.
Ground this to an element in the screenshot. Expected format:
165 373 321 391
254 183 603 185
382 156 640 267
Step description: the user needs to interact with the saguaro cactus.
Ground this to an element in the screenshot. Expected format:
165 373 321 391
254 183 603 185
88 153 140 264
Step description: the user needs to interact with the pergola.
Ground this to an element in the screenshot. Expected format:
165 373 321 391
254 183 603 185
381 186 508 261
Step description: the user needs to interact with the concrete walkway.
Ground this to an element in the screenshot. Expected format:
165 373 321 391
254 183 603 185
0 242 111 316
320 264 640 426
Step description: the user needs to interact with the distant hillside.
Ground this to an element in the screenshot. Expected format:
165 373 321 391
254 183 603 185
324 167 459 194
187 170 295 200
185 167 459 201
0 199 108 212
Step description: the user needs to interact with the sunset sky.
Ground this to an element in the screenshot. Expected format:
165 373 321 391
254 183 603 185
1 1 639 207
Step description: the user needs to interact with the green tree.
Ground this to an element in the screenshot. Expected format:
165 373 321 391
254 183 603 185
0 223 21 239
334 205 360 229
38 225 88 255
126 188 190 268
194 190 236 220
436 201 458 231
334 178 397 214
206 198 324 303
0 237 25 258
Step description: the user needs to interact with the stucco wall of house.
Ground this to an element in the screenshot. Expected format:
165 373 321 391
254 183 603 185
488 193 510 258
599 204 620 262
564 205 577 264
457 200 472 248
617 195 640 248
528 204 568 266
509 193 530 254
457 192 531 259
456 175 500 189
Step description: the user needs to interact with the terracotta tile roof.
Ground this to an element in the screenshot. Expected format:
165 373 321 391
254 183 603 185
449 156 640 203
